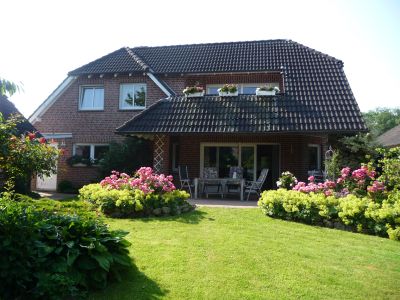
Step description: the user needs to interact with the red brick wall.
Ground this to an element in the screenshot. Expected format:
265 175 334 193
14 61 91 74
33 74 168 189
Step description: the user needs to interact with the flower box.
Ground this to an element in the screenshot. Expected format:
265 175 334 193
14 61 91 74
218 91 239 97
256 89 276 96
185 91 205 98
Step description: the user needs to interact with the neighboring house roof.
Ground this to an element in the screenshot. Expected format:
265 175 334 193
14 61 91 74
0 95 39 135
377 124 400 147
116 95 367 134
69 39 342 76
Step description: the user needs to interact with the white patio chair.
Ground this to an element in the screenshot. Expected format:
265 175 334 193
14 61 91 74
244 168 269 201
178 165 194 198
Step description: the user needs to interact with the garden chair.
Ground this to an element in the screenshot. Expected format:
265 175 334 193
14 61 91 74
244 168 269 201
202 167 223 198
178 165 194 198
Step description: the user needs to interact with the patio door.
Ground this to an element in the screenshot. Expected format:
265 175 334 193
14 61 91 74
201 144 256 180
201 143 280 187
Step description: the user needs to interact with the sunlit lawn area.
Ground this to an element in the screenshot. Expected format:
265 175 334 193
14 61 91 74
89 207 400 300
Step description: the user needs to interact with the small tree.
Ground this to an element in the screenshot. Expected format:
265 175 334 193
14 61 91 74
0 77 21 97
0 113 60 195
98 137 152 177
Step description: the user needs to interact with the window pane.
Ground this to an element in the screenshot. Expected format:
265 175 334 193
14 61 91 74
219 147 239 178
93 88 104 108
75 145 91 159
94 145 109 161
208 87 220 95
204 147 217 168
134 85 146 107
81 88 94 108
241 146 255 180
242 86 257 94
308 146 319 170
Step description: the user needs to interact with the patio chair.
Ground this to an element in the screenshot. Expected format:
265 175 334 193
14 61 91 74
202 167 223 198
178 165 194 197
244 168 269 201
226 166 244 193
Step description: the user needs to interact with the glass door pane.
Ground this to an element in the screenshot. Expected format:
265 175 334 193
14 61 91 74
204 147 217 168
218 147 239 177
241 146 255 180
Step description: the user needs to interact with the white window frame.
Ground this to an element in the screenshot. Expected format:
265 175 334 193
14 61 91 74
73 143 109 165
119 83 147 110
79 85 104 111
206 83 280 95
307 144 321 171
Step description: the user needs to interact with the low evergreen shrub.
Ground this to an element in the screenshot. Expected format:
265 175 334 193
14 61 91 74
0 198 132 299
258 189 400 240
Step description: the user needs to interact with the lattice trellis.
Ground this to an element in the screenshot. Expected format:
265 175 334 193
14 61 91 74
153 134 166 173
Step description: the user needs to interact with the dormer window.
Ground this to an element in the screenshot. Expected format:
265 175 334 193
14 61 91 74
207 83 280 95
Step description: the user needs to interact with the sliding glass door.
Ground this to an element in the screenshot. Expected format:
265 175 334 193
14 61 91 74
202 144 255 180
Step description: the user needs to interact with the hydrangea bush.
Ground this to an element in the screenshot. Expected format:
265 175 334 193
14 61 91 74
260 157 400 240
80 167 193 218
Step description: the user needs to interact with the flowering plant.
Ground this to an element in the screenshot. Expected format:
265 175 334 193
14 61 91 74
100 167 175 195
276 171 298 189
218 84 238 93
257 85 280 92
183 86 204 95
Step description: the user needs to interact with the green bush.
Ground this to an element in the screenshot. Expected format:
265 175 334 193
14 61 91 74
258 189 400 240
58 180 78 193
79 183 193 217
0 198 132 299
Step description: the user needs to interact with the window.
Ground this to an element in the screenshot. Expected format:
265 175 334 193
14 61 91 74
120 83 146 109
79 86 104 110
73 144 109 164
202 145 259 179
308 144 321 171
206 83 279 95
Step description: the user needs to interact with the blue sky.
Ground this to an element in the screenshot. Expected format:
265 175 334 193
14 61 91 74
1 0 399 117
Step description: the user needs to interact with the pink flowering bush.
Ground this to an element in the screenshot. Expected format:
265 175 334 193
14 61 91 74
81 167 193 218
291 165 386 201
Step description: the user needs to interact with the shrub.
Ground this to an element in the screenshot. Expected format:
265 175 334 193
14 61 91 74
80 168 193 217
0 198 132 299
98 137 152 178
258 189 400 240
276 171 297 189
57 180 78 193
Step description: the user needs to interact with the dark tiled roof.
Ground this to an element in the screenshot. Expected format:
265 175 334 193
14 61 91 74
69 48 145 76
0 95 40 135
116 95 367 134
69 40 342 75
377 125 400 147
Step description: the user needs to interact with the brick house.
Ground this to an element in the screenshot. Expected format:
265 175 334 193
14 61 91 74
29 39 366 191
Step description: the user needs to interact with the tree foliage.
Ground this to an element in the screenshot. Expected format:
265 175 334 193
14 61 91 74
0 77 21 97
363 107 400 137
0 113 60 193
98 137 153 177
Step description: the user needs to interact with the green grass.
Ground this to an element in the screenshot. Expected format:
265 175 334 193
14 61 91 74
88 207 400 300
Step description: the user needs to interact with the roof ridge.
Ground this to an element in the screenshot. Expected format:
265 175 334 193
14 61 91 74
132 39 288 50
124 47 150 72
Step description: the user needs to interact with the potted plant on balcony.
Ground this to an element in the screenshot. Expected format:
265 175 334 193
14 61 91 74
218 84 238 96
256 86 280 96
183 86 205 97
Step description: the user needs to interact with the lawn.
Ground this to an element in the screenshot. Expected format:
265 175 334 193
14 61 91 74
88 207 400 300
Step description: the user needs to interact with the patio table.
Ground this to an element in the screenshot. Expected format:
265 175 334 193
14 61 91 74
193 178 245 201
